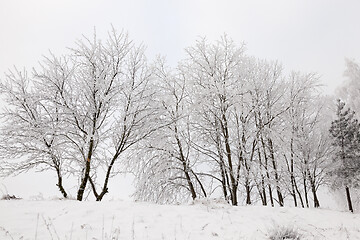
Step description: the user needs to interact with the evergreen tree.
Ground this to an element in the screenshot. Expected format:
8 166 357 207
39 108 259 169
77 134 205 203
329 99 360 213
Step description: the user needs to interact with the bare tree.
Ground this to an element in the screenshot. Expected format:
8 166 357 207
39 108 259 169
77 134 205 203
132 59 206 203
1 28 157 201
337 59 360 117
0 68 69 198
248 59 287 207
280 72 331 208
181 36 247 205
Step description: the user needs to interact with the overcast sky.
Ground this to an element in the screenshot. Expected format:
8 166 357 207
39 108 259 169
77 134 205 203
1 0 360 92
1 0 359 199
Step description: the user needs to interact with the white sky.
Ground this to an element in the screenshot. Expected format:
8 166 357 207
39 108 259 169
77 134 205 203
1 0 360 92
0 0 359 199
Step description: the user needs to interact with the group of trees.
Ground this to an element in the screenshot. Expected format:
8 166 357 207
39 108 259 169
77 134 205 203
0 29 359 211
132 37 335 209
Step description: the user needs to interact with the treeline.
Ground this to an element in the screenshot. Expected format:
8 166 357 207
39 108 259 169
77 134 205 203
0 29 359 211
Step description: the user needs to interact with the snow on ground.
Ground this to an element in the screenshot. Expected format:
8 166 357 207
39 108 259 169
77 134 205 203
0 199 359 240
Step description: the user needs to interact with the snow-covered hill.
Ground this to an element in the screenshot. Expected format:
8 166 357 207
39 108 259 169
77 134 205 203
0 199 359 240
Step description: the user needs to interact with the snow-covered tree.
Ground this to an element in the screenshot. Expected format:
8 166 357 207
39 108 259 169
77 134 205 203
248 58 288 207
0 68 69 198
329 99 360 212
180 36 248 205
280 72 332 208
0 28 157 201
132 59 206 203
337 59 360 117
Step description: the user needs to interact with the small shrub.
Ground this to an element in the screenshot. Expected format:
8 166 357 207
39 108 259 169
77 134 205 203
1 194 21 200
268 225 302 240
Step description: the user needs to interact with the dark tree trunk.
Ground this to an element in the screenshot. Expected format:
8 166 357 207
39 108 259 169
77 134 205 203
290 135 297 207
312 185 320 208
77 137 94 201
77 111 98 201
220 161 228 201
256 183 265 205
260 135 274 207
303 176 309 208
221 112 238 206
91 141 123 201
345 186 353 213
243 154 251 205
77 159 91 201
302 157 309 208
167 114 198 201
255 176 266 206
47 144 68 199
184 168 197 200
55 167 67 198
94 158 115 201
257 148 267 206
268 184 274 207
191 170 207 198
308 172 320 208
294 180 305 208
175 131 197 200
261 177 267 205
245 179 251 205
291 175 297 207
215 126 228 201
268 138 284 207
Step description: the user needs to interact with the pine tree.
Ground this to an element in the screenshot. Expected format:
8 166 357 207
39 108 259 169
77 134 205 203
329 99 360 213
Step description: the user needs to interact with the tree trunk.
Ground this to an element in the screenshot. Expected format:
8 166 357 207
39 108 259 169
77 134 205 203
184 167 197 200
245 179 251 205
77 137 94 201
191 170 207 198
268 185 274 207
220 161 228 201
261 177 267 205
308 172 320 208
221 112 238 206
55 167 67 198
291 175 297 207
94 160 113 201
217 136 233 202
312 184 320 208
260 135 274 207
345 186 354 213
77 159 91 201
257 148 267 205
268 138 284 206
254 175 266 206
92 143 123 201
215 125 228 201
303 176 309 208
175 130 197 200
294 180 305 208
290 134 297 207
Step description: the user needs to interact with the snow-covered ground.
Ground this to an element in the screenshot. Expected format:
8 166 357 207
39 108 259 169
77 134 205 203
0 199 359 240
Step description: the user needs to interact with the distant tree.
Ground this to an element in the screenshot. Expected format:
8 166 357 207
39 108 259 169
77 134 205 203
329 99 360 212
337 59 360 117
